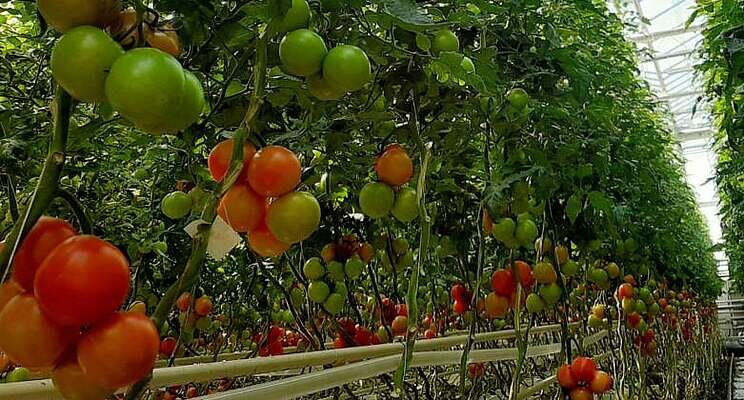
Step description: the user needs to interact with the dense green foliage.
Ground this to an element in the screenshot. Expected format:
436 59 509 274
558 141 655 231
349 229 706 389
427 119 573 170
696 0 744 291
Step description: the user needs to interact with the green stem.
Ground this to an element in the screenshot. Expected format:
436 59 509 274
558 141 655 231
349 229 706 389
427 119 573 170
1 88 73 281
56 188 92 234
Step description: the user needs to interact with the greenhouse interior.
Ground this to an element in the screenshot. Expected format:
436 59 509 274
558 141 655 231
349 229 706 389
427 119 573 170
1 0 744 399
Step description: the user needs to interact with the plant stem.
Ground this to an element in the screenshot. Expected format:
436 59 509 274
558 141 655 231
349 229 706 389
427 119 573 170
0 88 73 281
56 188 92 234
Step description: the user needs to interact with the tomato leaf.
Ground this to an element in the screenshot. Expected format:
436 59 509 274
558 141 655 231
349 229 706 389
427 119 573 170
566 192 583 224
588 191 613 215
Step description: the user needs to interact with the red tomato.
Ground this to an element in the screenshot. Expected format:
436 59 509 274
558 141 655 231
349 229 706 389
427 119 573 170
0 279 23 313
391 315 408 335
77 312 159 389
217 183 266 233
467 363 485 379
557 364 577 389
512 260 534 289
247 220 291 258
34 235 130 328
453 299 469 314
160 337 178 356
424 329 436 339
176 292 192 312
246 145 302 197
353 326 373 346
626 312 641 329
52 357 115 400
194 296 213 317
570 357 597 383
12 217 77 291
589 370 613 394
185 386 199 398
269 325 286 343
491 269 516 297
396 303 408 317
451 283 467 302
641 329 655 344
333 336 347 349
374 144 414 186
357 243 374 263
0 294 75 370
569 387 593 400
208 139 257 183
616 283 634 300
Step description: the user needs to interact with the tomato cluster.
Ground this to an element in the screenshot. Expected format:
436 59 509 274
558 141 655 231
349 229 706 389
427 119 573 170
333 318 381 348
303 254 365 315
557 357 613 399
616 278 665 356
486 261 538 318
0 216 159 395
360 144 417 221
254 325 287 357
208 141 321 256
485 181 541 249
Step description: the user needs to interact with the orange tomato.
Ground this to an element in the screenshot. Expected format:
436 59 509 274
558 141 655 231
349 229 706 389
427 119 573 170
147 27 181 57
176 292 192 312
12 216 77 291
34 235 130 328
208 139 257 183
0 279 23 313
357 242 374 263
217 183 266 232
77 312 159 389
0 294 75 370
246 146 302 197
485 292 509 319
589 370 613 394
193 296 213 317
374 144 413 186
569 387 593 400
391 315 408 335
321 243 337 263
52 357 115 400
248 222 291 258
556 364 577 389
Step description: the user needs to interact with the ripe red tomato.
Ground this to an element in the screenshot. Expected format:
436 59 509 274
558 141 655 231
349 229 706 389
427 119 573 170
248 220 291 258
570 357 597 383
0 279 23 313
34 235 130 328
12 216 77 291
160 337 178 356
616 283 634 300
641 329 655 344
208 139 257 183
52 357 115 400
358 243 374 264
589 370 613 394
396 303 408 317
0 294 75 370
176 292 192 312
512 260 534 289
194 296 213 317
467 363 485 379
246 146 302 197
424 329 436 339
569 387 593 400
491 269 516 297
353 326 373 346
391 315 408 335
453 299 469 314
451 283 467 302
557 364 577 389
375 144 414 187
185 386 199 398
626 312 641 329
217 183 266 233
77 312 159 389
333 336 347 349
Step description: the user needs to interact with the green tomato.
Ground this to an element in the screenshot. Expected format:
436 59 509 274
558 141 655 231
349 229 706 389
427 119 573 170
396 250 414 271
303 257 325 281
326 261 346 282
51 26 123 103
308 281 331 303
276 0 311 32
359 182 395 219
561 260 579 277
539 283 562 306
161 191 193 219
323 293 345 315
6 367 30 383
322 45 372 92
267 192 321 244
307 74 344 101
506 88 529 109
588 314 606 329
589 268 609 285
378 250 393 272
492 218 516 244
526 293 545 313
638 287 652 303
279 29 327 77
515 219 539 247
345 257 364 280
460 56 475 73
195 316 212 331
648 302 660 316
391 187 419 222
157 70 205 133
392 237 410 255
634 299 647 314
334 281 348 296
431 29 459 55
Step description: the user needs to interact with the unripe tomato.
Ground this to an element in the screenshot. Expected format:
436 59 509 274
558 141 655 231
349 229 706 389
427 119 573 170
267 192 321 244
34 235 130 328
554 245 570 264
323 293 345 315
557 364 577 389
194 296 213 317
77 312 159 389
51 26 124 103
506 88 529 109
276 0 311 32
391 315 408 335
491 269 516 297
308 281 330 303
217 183 266 233
208 139 257 183
569 357 597 383
0 279 24 313
161 191 192 219
322 45 372 93
248 221 291 258
12 216 77 292
431 30 459 55
485 292 509 318
514 219 538 247
307 74 345 101
533 261 557 284
53 357 115 400
6 366 30 382
38 0 120 32
280 29 327 77
176 292 192 312
525 293 545 314
391 187 419 222
128 301 147 315
359 182 395 218
246 146 302 197
590 370 613 394
375 144 414 187
539 283 562 306
0 294 74 370
569 387 593 400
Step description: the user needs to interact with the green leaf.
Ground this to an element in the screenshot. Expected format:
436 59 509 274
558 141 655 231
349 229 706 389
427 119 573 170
588 191 613 214
382 0 434 27
566 192 582 224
